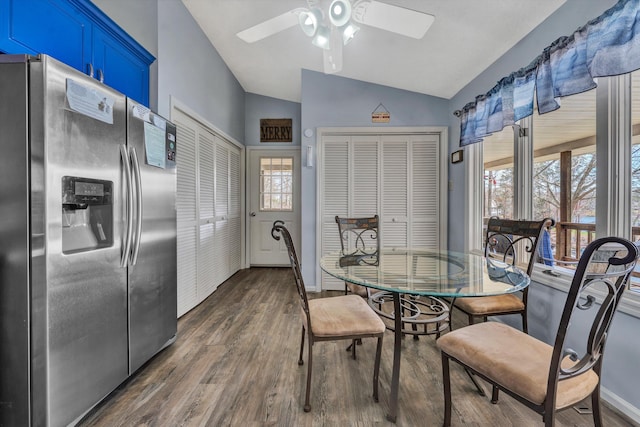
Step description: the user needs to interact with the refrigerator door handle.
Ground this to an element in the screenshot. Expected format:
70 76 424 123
129 146 143 265
120 144 134 267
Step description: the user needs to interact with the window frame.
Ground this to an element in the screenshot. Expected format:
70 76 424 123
258 156 295 213
467 74 640 317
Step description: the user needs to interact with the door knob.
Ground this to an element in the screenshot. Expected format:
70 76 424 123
250 212 256 217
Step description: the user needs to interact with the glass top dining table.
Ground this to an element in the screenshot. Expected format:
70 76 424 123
320 247 530 422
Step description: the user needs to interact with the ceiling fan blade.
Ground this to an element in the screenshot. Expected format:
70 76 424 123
237 8 304 43
323 27 343 74
352 0 435 39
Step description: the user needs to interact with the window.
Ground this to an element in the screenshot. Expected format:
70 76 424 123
476 73 640 306
260 157 293 211
531 89 596 264
630 70 640 293
632 69 640 240
483 127 514 219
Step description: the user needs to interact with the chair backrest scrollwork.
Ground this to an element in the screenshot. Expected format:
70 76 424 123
546 236 638 406
484 217 555 277
335 215 380 256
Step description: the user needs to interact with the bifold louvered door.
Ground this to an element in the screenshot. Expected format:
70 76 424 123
321 135 379 289
214 139 242 285
174 108 242 317
320 132 442 291
381 134 441 248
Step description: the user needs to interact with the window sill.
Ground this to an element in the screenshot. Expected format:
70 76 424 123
531 265 640 319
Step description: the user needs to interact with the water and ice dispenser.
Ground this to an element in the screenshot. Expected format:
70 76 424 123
62 176 113 254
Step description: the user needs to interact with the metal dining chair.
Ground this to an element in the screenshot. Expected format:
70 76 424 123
451 217 555 333
271 220 385 412
335 215 380 298
437 236 638 427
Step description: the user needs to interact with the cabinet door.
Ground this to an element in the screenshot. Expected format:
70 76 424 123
0 0 89 70
92 25 150 105
0 0 153 105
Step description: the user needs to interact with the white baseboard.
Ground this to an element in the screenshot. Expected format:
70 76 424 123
601 386 640 425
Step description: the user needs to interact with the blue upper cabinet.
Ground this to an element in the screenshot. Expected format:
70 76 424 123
92 25 150 106
0 0 154 105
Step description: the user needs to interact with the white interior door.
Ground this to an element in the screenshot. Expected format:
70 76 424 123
173 104 244 317
318 128 447 290
249 148 300 266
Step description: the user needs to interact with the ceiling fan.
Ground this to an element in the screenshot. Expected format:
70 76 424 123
236 0 435 74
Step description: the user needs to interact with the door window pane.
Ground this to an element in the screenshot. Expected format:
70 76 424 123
260 157 294 211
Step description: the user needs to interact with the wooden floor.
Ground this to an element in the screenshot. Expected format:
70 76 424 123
80 267 637 427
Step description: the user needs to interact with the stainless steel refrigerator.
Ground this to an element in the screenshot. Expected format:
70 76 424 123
0 54 177 426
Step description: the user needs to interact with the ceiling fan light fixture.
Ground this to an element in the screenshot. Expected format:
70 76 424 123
329 0 352 27
312 25 331 50
341 22 359 45
299 8 322 37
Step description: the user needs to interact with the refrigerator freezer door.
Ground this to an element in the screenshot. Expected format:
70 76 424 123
0 55 32 427
126 99 177 374
36 56 129 427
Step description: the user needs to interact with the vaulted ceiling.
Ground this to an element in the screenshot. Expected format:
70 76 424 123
181 0 567 103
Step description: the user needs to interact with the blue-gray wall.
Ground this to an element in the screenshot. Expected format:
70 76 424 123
245 93 301 146
89 0 640 421
157 0 245 142
448 0 640 420
300 69 450 287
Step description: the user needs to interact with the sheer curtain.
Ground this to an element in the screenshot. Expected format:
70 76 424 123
457 0 640 146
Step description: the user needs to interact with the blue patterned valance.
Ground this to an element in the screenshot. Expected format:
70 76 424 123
456 0 640 146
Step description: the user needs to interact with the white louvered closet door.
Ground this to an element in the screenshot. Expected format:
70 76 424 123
352 135 379 217
320 135 380 291
411 134 440 248
174 112 198 317
321 136 349 290
319 131 443 291
197 128 217 303
381 136 409 247
214 139 230 284
228 146 241 274
173 106 244 317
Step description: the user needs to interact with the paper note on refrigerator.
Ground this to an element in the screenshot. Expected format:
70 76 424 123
144 122 166 169
66 79 114 124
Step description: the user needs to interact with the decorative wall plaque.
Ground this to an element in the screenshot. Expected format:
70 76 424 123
260 118 292 142
371 103 390 123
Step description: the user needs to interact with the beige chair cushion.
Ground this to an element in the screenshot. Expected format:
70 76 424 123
437 322 599 409
347 283 369 298
454 294 524 316
306 295 386 338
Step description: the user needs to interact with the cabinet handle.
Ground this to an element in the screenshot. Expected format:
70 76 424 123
87 63 94 78
97 69 104 83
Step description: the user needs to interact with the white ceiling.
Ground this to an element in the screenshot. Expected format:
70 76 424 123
181 0 566 103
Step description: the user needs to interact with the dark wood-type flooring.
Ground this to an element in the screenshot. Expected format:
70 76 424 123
79 267 637 426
